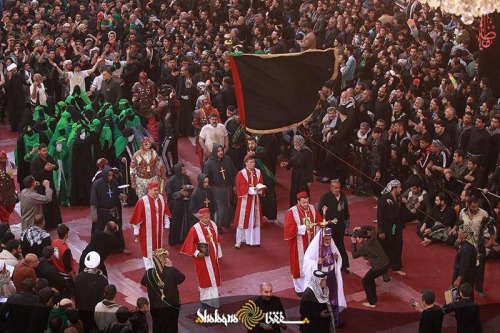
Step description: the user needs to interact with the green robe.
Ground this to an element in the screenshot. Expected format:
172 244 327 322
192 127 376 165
52 138 70 206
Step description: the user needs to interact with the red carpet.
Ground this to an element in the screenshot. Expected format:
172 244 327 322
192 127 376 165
1 125 499 332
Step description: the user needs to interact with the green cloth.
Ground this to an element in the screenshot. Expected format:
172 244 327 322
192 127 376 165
42 118 55 139
67 123 82 146
55 101 66 118
119 99 131 112
49 111 73 155
100 124 113 149
52 137 70 206
114 135 128 158
66 88 92 112
33 106 45 122
48 308 69 330
22 131 40 162
90 118 101 132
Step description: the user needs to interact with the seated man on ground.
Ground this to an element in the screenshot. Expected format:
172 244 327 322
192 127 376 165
419 192 457 246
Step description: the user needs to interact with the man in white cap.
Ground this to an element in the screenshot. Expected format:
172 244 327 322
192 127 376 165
195 81 210 109
4 63 26 131
74 251 109 333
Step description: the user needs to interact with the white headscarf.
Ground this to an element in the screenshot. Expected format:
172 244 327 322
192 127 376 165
308 271 330 304
303 230 347 311
382 179 401 195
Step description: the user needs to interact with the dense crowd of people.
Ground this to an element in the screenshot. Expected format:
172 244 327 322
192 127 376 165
0 0 499 331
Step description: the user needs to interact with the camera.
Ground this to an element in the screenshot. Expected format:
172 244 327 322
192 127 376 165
410 299 416 307
348 229 369 239
451 288 460 302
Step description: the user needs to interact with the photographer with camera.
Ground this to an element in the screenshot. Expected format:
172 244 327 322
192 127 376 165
443 283 482 333
350 225 390 308
410 289 443 333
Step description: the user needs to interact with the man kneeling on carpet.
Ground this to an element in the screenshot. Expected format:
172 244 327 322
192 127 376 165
351 226 390 308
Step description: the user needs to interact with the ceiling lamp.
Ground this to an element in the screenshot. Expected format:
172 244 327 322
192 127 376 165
419 0 500 24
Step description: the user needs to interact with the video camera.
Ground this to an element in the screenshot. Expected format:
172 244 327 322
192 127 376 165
345 229 369 239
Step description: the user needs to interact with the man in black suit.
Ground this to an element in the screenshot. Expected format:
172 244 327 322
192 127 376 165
412 289 443 333
443 283 482 333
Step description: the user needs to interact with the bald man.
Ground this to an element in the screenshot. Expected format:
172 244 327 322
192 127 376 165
78 221 122 276
30 73 48 106
12 253 40 291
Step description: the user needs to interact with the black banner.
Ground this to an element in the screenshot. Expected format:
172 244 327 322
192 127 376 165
478 13 500 91
229 49 337 133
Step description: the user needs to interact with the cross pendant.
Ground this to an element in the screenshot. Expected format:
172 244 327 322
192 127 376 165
220 167 226 180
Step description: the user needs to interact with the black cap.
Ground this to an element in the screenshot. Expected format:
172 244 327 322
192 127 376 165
313 270 327 278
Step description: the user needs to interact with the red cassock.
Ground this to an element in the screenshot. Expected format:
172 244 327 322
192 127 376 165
233 168 264 229
284 204 321 278
130 194 172 257
180 221 222 288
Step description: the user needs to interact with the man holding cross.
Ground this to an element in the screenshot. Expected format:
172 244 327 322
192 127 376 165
284 192 322 295
203 144 237 234
303 227 347 328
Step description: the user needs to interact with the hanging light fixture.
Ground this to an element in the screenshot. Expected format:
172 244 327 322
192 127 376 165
419 0 500 24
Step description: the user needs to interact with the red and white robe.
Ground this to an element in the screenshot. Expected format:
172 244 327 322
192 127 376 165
284 204 320 292
130 194 172 261
233 167 263 246
180 220 222 307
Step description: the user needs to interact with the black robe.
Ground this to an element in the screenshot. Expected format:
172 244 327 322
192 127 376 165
93 121 118 168
176 76 196 137
225 118 246 170
4 72 26 132
30 153 63 228
257 133 280 176
249 296 286 333
78 229 121 276
299 287 331 333
287 148 313 207
71 131 96 206
189 173 217 227
16 136 31 191
318 191 350 269
74 270 109 333
202 144 237 228
167 163 192 245
453 240 477 288
117 137 138 206
252 146 278 220
16 131 48 190
89 166 125 251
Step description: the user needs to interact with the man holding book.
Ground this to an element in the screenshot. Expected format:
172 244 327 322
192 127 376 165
233 154 265 249
181 208 222 309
